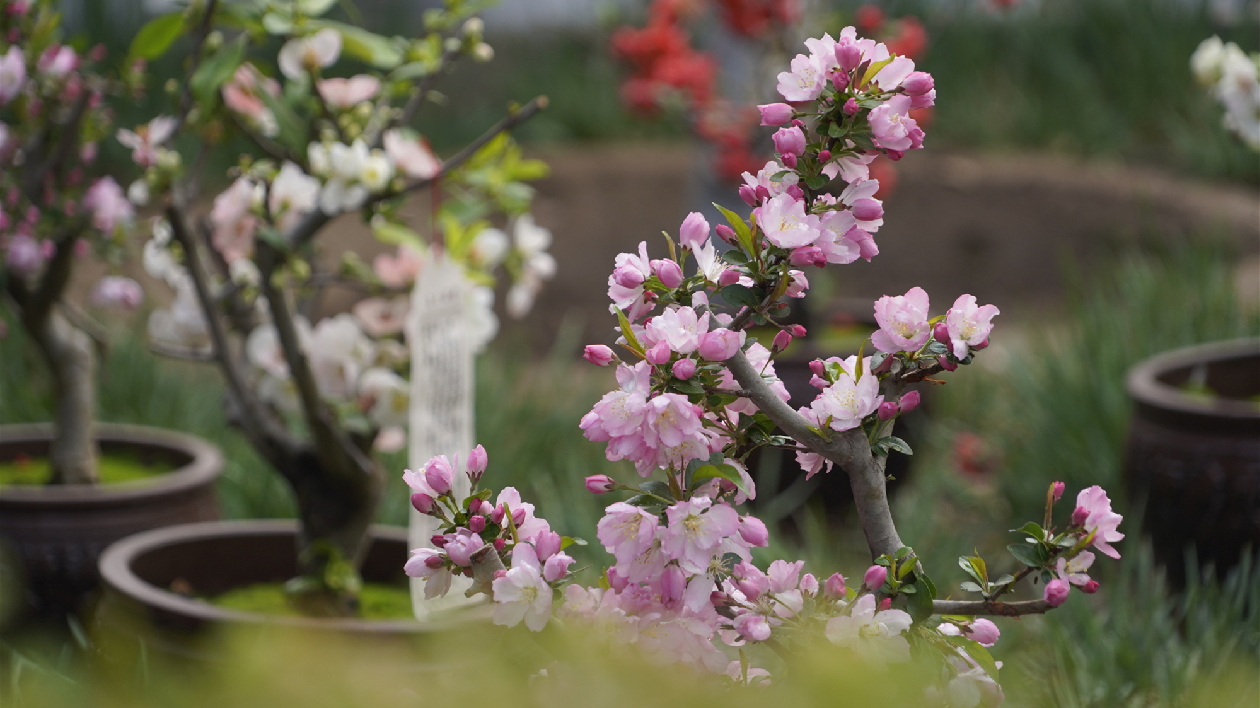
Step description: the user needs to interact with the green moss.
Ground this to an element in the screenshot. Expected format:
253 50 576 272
0 451 175 487
211 582 415 621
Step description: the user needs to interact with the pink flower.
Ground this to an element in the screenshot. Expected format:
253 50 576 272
583 344 615 366
809 355 882 431
0 47 25 105
902 71 934 96
757 102 794 126
277 28 342 80
535 530 563 560
871 286 931 353
776 53 826 102
1044 578 1070 607
404 548 453 599
945 294 1000 360
89 276 142 310
645 306 708 354
116 116 176 168
1055 551 1096 587
662 496 740 573
585 474 617 494
758 193 821 249
768 559 804 594
772 126 806 157
825 594 913 662
351 296 409 338
1074 486 1125 559
83 177 134 234
373 245 425 287
221 64 279 126
596 502 659 565
734 611 772 642
543 552 575 582
37 45 76 78
607 242 652 310
969 618 1000 647
738 515 769 547
423 454 455 495
1051 481 1066 502
443 528 483 567
863 564 888 589
868 95 920 151
672 358 696 380
899 390 921 413
383 130 441 180
824 573 846 599
492 543 553 631
678 212 709 250
643 393 704 449
209 177 259 263
653 259 683 289
317 75 381 109
466 444 488 481
4 232 42 276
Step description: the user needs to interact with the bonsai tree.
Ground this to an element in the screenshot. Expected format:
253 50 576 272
0 0 147 484
404 26 1126 699
130 0 552 615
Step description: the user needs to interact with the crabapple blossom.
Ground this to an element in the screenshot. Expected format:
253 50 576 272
776 53 826 102
269 161 321 232
825 594 913 662
662 496 739 573
278 29 342 80
584 344 615 366
809 356 882 432
316 75 381 109
116 116 176 168
492 544 554 632
83 177 134 234
758 193 821 249
383 130 442 179
1055 551 1096 587
678 211 709 250
868 95 922 151
0 47 25 105
404 548 453 600
1074 486 1125 559
672 358 697 379
757 102 793 126
647 306 709 354
945 294 1001 360
863 564 888 589
872 286 932 354
1044 579 1070 607
585 474 617 494
772 126 806 157
653 258 684 289
89 276 142 310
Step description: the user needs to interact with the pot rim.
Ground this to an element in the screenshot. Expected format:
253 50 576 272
1126 337 1260 420
98 519 472 633
0 422 223 508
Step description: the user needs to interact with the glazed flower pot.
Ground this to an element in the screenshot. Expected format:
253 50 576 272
0 423 222 616
1124 338 1260 587
95 520 488 667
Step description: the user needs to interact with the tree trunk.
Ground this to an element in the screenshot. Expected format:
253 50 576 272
27 305 98 485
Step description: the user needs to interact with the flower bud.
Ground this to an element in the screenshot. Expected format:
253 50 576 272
899 390 921 414
646 339 671 365
468 498 485 515
789 245 826 267
835 40 862 71
612 263 646 289
424 554 444 569
791 119 805 129
1081 580 1100 594
1051 481 1066 503
843 98 859 116
652 258 684 289
411 492 434 514
800 573 819 596
430 534 447 547
493 568 507 579
491 503 505 524
425 465 452 496
824 573 847 599
754 185 771 203
852 198 884 222
933 321 950 344
1072 506 1089 526
757 102 794 126
679 212 710 250
788 324 807 338
772 329 792 352
512 508 526 526
466 444 488 480
831 71 850 92
1044 579 1070 607
902 71 934 96
718 268 741 287
672 357 697 380
493 538 506 551
863 564 888 589
973 338 990 351
710 590 730 606
468 515 486 533
772 126 806 157
583 344 615 366
809 359 826 377
661 564 686 609
698 328 742 361
879 598 893 611
535 530 563 560
886 149 904 161
786 184 805 200
873 354 894 374
715 224 738 245
739 515 769 547
738 184 758 207
818 149 831 163
877 401 899 420
938 355 958 372
607 567 629 592
969 618 1000 647
737 579 762 600
782 152 798 168
585 474 617 494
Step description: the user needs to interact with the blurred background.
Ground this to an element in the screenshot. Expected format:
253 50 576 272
2 0 1258 705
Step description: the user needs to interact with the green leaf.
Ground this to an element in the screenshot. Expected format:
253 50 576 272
959 639 1000 681
638 480 673 501
128 13 185 63
691 464 751 499
309 20 403 68
262 12 295 34
371 221 425 253
721 284 759 310
827 122 846 138
624 494 659 508
297 0 339 15
713 202 756 255
960 581 984 593
1007 542 1047 568
907 579 934 623
560 536 587 550
1011 522 1046 543
804 174 827 191
861 56 896 87
883 436 913 456
722 250 749 265
190 35 247 107
615 308 644 356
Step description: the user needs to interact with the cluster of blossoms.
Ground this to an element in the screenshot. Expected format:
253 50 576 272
612 2 928 187
404 29 1124 700
0 1 147 308
1191 36 1260 150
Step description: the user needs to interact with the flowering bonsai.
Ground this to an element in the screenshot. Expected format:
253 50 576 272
1191 36 1259 150
0 0 146 484
130 0 552 615
405 27 1125 697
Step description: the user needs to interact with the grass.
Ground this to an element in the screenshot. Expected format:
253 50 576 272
0 451 172 487
210 582 414 621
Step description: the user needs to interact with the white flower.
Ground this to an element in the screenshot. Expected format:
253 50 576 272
1191 36 1226 86
357 367 409 428
318 141 370 213
0 46 26 105
492 544 553 632
117 116 177 168
308 313 376 401
824 594 913 663
465 285 499 348
469 227 509 268
308 142 332 176
229 258 260 286
358 151 394 193
512 213 551 256
127 179 150 206
352 296 409 338
269 162 320 233
383 130 441 179
148 278 210 353
316 75 380 109
277 29 342 80
776 53 825 102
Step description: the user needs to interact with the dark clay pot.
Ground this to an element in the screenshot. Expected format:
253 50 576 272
95 520 480 666
1124 338 1260 586
0 423 222 616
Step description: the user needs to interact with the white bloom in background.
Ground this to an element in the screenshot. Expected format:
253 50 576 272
269 162 320 233
308 313 376 401
316 75 380 109
117 116 177 168
229 258 260 286
90 276 143 310
824 594 914 663
143 238 176 283
383 130 441 179
0 46 26 105
503 213 554 319
513 213 551 257
319 141 370 214
148 278 210 353
352 296 409 337
506 280 537 320
358 150 394 193
308 142 332 176
469 227 510 268
1191 36 1227 86
277 28 342 80
374 426 406 453
358 367 409 428
465 285 499 350
127 179 150 206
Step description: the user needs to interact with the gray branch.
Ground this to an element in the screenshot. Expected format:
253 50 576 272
931 599 1052 616
466 544 507 599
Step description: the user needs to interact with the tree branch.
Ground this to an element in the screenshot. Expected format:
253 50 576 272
466 544 506 598
931 599 1051 616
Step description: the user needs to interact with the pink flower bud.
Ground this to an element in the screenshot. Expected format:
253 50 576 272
583 344 615 366
425 465 452 496
773 329 792 352
410 492 434 514
710 590 729 606
672 357 696 379
424 555 444 569
863 565 887 589
791 119 805 129
902 71 934 96
818 149 831 163
754 185 771 202
852 198 884 222
679 212 710 250
698 328 742 361
1044 579 1070 607
718 268 741 287
493 568 507 579
1071 505 1091 526
466 444 488 480
938 355 958 372
1049 481 1065 503
800 573 819 595
493 538 506 551
612 263 645 289
973 338 990 351
789 245 825 267
969 618 1000 647
739 515 769 547
737 579 762 600
468 498 485 515
1082 580 1100 594
468 515 486 533
585 474 616 494
843 98 859 116
715 224 737 244
738 184 758 207
652 258 684 289
535 530 562 560
89 44 106 63
80 142 98 163
782 153 798 168
788 324 806 337
824 573 846 599
490 504 505 524
661 564 686 609
932 321 950 344
773 126 806 157
831 71 850 92
877 401 898 420
809 358 826 377
899 390 920 414
430 534 447 547
646 339 671 365
835 40 862 71
512 508 526 526
879 598 892 611
757 102 794 126
886 149 904 161
608 567 629 592
786 184 805 200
